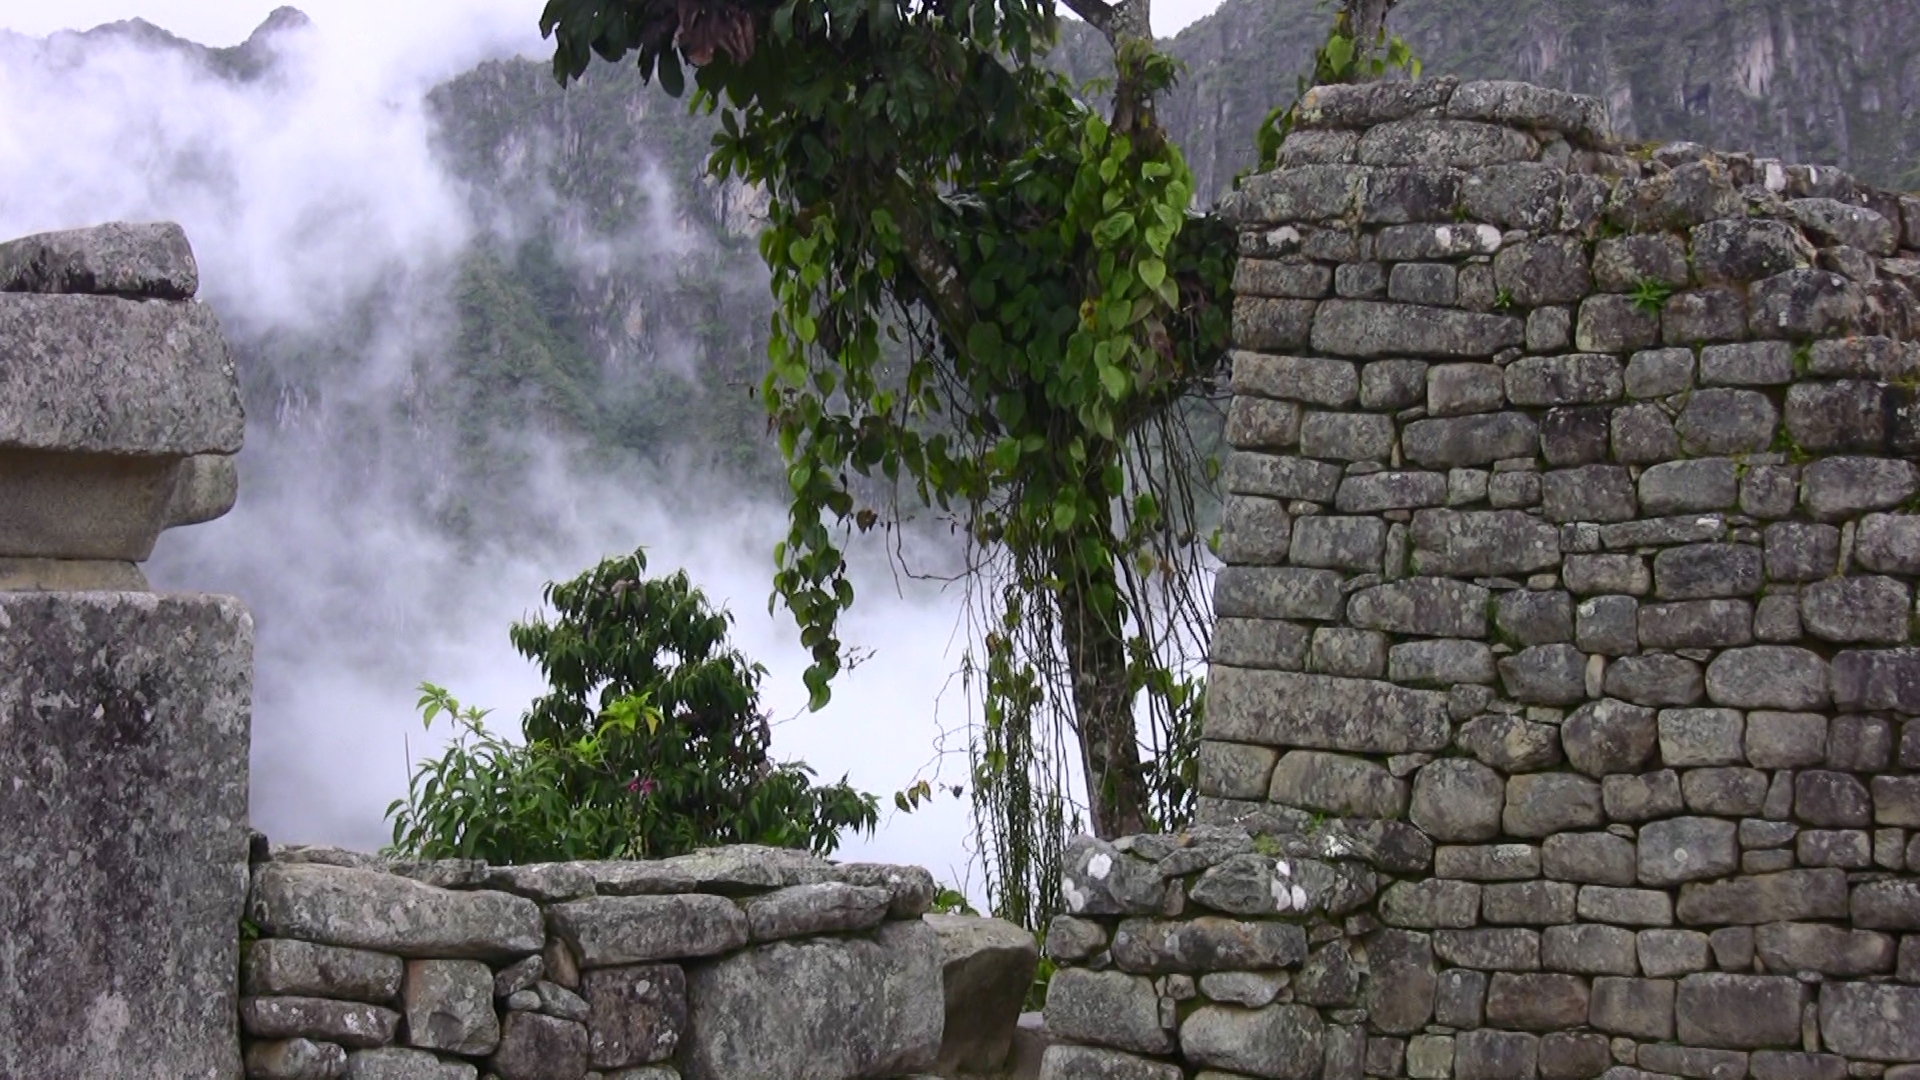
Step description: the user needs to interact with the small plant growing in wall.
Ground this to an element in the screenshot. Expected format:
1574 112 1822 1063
1628 278 1676 315
386 548 878 863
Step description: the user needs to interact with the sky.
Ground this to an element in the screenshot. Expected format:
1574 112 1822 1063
0 0 1227 47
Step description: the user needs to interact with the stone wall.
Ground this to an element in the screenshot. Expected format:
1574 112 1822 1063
1037 79 1920 1079
0 223 253 1079
240 843 1038 1080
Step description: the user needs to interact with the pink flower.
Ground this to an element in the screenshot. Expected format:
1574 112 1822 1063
628 776 657 797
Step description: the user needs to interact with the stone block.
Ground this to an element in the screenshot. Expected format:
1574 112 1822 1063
1676 388 1777 456
1542 406 1612 466
1482 880 1578 925
490 1012 587 1080
1638 817 1738 885
1786 380 1888 452
1197 740 1280 800
1435 844 1540 881
1855 513 1920 574
243 1039 350 1080
1339 470 1450 513
1741 465 1801 519
578 964 687 1069
1615 404 1684 469
1455 1029 1538 1080
1368 167 1467 225
1236 258 1335 298
1589 977 1675 1039
1674 868 1849 925
1874 775 1920 827
1225 396 1304 451
1212 566 1346 621
243 939 404 1004
1465 162 1566 231
0 595 253 1080
1753 595 1802 643
1749 269 1864 338
1763 522 1840 583
1528 306 1573 351
1682 767 1770 816
402 959 499 1056
1576 595 1639 656
1435 968 1488 1030
1312 627 1390 678
1059 838 1166 916
1605 654 1705 706
1562 698 1657 775
1338 261 1389 298
1181 1004 1326 1079
545 895 746 969
680 920 938 1078
1575 294 1660 352
1852 880 1920 930
1223 451 1345 501
1662 287 1749 344
1111 916 1307 973
1801 575 1911 645
1690 218 1806 284
1658 708 1745 767
1602 770 1685 822
1232 351 1361 406
1578 886 1674 927
1795 770 1872 827
1539 1033 1611 1080
1754 922 1894 977
1458 713 1565 772
1209 618 1311 671
1673 974 1803 1049
1508 354 1623 409
1349 577 1490 638
1543 924 1637 976
1789 198 1899 254
1404 413 1541 467
1037 1044 1181 1080
0 221 198 299
1496 589 1575 646
1412 509 1562 577
1607 161 1742 232
1638 930 1711 978
1224 165 1367 224
1636 1046 1749 1080
1504 773 1603 836
1429 363 1507 416
1705 647 1828 710
1831 648 1920 713
1436 928 1542 971
1699 341 1794 386
1313 299 1525 359
1542 832 1636 886
1593 233 1690 292
341 1048 475 1080
1367 929 1439 1034
1499 644 1590 705
1205 667 1452 754
1301 410 1396 461
1359 119 1539 169
1486 972 1590 1030
1542 465 1638 523
744 882 891 942
1291 514 1389 571
241 997 399 1048
1381 879 1482 929
1749 1053 1848 1080
1626 347 1696 398
1564 555 1651 597
1389 638 1495 687
1653 543 1761 600
1269 750 1409 819
1488 470 1542 509
1800 456 1918 521
1394 262 1463 306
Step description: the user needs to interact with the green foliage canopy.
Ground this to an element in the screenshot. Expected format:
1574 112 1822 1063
387 548 878 863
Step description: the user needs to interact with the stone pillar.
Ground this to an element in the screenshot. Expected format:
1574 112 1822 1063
0 223 252 1079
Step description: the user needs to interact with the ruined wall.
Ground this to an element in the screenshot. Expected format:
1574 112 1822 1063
238 843 1037 1080
1039 79 1920 1079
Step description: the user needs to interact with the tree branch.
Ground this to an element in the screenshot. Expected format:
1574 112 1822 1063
1058 0 1115 34
878 182 977 347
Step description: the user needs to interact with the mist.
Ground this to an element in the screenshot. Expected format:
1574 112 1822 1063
0 10 984 889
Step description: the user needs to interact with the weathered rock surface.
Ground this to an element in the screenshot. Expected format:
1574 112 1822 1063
679 919 942 1080
0 593 252 1080
925 914 1038 1076
249 863 543 961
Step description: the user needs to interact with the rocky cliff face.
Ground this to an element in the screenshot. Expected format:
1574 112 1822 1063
1058 0 1920 201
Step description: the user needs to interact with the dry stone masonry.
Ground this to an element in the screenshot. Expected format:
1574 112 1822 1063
1039 78 1920 1079
0 222 253 1078
239 843 1038 1080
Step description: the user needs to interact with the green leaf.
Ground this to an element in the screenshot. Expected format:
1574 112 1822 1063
1051 501 1077 533
1323 34 1355 75
1098 362 1129 400
1137 258 1166 291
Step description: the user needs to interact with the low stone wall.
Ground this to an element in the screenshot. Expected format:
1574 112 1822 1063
241 843 1037 1080
1036 77 1919 1079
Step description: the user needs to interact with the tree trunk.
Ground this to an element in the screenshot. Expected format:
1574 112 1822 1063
1346 0 1398 79
1057 494 1150 840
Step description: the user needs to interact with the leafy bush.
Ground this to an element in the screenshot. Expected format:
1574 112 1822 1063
386 548 879 863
